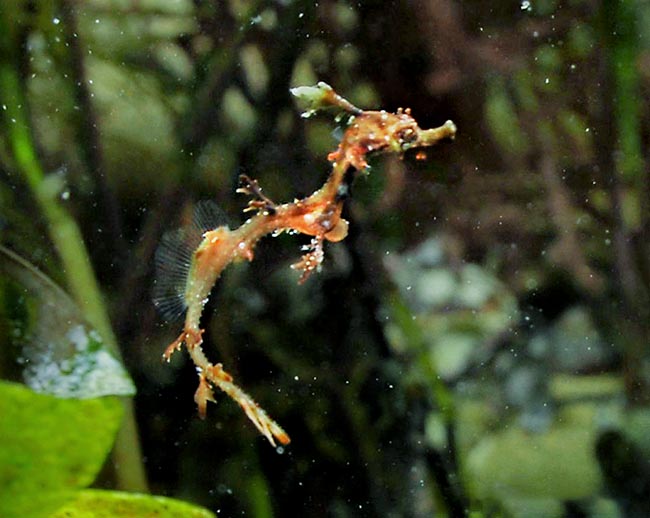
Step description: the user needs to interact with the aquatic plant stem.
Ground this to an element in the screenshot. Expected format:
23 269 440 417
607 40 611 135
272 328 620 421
597 0 650 403
389 294 455 423
0 56 147 492
389 293 470 515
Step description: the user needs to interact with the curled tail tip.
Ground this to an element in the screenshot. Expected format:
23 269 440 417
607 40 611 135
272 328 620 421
274 429 291 446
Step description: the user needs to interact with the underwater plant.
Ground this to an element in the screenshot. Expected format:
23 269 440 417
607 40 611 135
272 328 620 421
154 82 456 446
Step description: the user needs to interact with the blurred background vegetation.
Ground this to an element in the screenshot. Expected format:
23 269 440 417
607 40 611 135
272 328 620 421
2 0 650 517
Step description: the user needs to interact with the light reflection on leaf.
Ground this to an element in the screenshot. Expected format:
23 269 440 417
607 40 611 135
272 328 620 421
0 245 135 398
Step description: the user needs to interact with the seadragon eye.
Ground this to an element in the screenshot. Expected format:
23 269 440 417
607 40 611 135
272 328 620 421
396 127 417 150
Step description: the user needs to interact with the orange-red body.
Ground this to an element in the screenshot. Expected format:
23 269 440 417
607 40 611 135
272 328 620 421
159 83 456 446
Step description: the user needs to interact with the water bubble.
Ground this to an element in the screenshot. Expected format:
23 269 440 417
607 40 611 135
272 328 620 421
276 446 285 454
521 0 532 11
53 17 60 25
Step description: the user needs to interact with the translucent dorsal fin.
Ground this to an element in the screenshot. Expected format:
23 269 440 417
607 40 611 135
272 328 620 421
153 228 196 321
192 200 229 234
153 200 229 321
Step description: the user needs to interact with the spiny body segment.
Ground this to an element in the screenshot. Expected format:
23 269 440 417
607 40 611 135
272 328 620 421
154 82 456 446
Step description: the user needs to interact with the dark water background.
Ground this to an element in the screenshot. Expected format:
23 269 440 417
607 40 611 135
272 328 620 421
1 1 649 517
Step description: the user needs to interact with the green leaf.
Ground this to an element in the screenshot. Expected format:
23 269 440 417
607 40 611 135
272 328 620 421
0 381 123 518
0 246 135 398
50 489 215 518
485 77 529 158
467 425 601 501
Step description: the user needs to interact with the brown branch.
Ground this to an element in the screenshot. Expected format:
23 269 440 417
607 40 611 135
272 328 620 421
539 146 604 295
412 0 521 94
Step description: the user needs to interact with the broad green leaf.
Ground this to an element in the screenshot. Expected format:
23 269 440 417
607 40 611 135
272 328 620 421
467 425 601 500
550 374 624 401
0 246 135 398
50 489 215 518
0 381 123 518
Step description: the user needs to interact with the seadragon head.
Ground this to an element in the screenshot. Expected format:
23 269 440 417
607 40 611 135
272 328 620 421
291 82 456 171
329 109 457 171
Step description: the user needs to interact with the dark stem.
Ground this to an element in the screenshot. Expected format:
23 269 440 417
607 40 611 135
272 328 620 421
60 0 127 268
595 0 650 402
347 210 469 516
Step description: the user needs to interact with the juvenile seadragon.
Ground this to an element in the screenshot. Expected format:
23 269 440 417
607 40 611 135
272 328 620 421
153 82 456 446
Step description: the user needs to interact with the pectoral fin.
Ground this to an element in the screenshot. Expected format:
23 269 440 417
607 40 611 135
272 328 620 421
324 218 349 242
